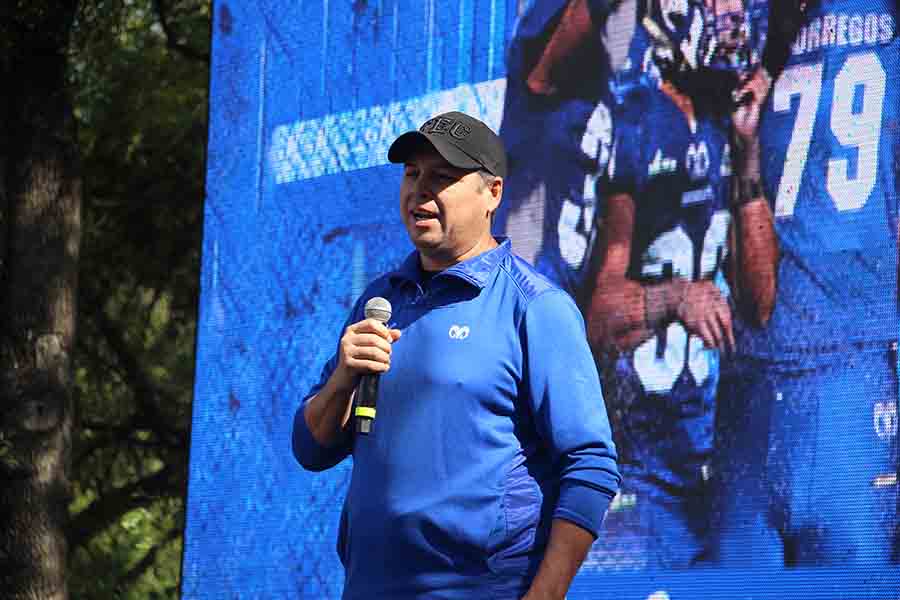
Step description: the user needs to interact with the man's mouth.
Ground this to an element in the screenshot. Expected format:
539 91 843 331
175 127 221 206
412 209 438 222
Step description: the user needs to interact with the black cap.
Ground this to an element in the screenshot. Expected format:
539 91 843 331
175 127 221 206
388 111 508 178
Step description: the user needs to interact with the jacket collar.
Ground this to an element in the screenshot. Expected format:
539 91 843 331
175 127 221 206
389 238 510 290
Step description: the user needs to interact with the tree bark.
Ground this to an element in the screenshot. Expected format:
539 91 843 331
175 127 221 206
0 3 81 598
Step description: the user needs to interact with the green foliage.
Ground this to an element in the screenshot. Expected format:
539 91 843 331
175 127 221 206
70 501 183 599
67 0 210 596
0 429 19 470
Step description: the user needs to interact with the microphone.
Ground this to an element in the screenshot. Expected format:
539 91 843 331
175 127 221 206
354 296 392 435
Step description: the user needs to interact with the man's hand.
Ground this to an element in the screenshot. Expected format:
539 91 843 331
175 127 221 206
301 318 402 449
333 318 402 392
732 67 772 141
676 280 734 352
731 67 773 177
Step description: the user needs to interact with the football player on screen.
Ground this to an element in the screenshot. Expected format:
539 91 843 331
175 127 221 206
584 0 778 568
493 0 635 299
712 0 900 567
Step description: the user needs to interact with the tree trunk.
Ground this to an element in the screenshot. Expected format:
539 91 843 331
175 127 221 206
0 4 81 598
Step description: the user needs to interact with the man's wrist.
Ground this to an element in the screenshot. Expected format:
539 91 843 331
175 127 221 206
733 137 762 178
644 279 686 330
328 367 357 396
732 176 765 209
644 285 666 330
524 518 594 600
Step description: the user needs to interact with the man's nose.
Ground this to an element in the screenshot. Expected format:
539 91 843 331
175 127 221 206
412 177 432 200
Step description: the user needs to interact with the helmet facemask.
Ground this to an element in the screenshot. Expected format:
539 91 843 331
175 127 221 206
643 0 767 112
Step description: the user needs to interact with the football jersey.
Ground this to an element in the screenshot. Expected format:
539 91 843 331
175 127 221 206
604 84 733 413
738 0 899 360
495 0 617 296
610 22 657 107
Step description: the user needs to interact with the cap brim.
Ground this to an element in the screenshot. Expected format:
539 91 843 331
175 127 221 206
387 131 482 171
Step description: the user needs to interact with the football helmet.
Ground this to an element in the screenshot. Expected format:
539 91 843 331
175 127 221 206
642 0 768 102
704 0 768 73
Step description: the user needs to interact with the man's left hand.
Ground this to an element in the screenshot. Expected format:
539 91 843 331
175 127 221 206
732 66 772 144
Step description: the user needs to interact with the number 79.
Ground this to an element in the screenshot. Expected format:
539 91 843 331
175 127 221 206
773 52 886 217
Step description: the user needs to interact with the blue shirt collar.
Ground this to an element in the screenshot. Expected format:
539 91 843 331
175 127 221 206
389 238 511 290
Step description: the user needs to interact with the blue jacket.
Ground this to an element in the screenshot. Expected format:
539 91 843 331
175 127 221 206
293 240 621 599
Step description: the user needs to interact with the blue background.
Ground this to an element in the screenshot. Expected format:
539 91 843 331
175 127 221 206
182 1 900 598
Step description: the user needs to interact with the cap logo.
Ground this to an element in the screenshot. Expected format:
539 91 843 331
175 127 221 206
420 117 471 140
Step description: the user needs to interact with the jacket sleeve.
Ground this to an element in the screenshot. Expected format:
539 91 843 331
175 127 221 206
291 352 353 472
291 298 367 471
522 289 622 537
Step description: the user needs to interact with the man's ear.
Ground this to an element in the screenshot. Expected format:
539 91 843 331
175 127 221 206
488 177 503 212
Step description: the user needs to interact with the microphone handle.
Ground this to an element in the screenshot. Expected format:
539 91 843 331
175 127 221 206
354 373 379 435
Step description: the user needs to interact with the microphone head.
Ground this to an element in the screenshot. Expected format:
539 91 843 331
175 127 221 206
364 296 392 323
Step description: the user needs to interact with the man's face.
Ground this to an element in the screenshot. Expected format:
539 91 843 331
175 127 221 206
708 0 749 65
399 146 501 269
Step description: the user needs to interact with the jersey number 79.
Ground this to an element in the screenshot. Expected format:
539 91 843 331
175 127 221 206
774 51 887 217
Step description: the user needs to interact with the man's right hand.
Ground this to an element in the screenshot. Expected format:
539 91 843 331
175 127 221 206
333 318 402 391
301 319 401 450
676 280 734 353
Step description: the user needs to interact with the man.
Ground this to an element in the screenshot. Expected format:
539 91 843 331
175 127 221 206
713 0 900 567
293 111 621 599
584 0 778 568
493 0 634 298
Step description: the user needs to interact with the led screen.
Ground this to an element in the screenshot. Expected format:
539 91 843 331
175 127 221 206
183 1 900 598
